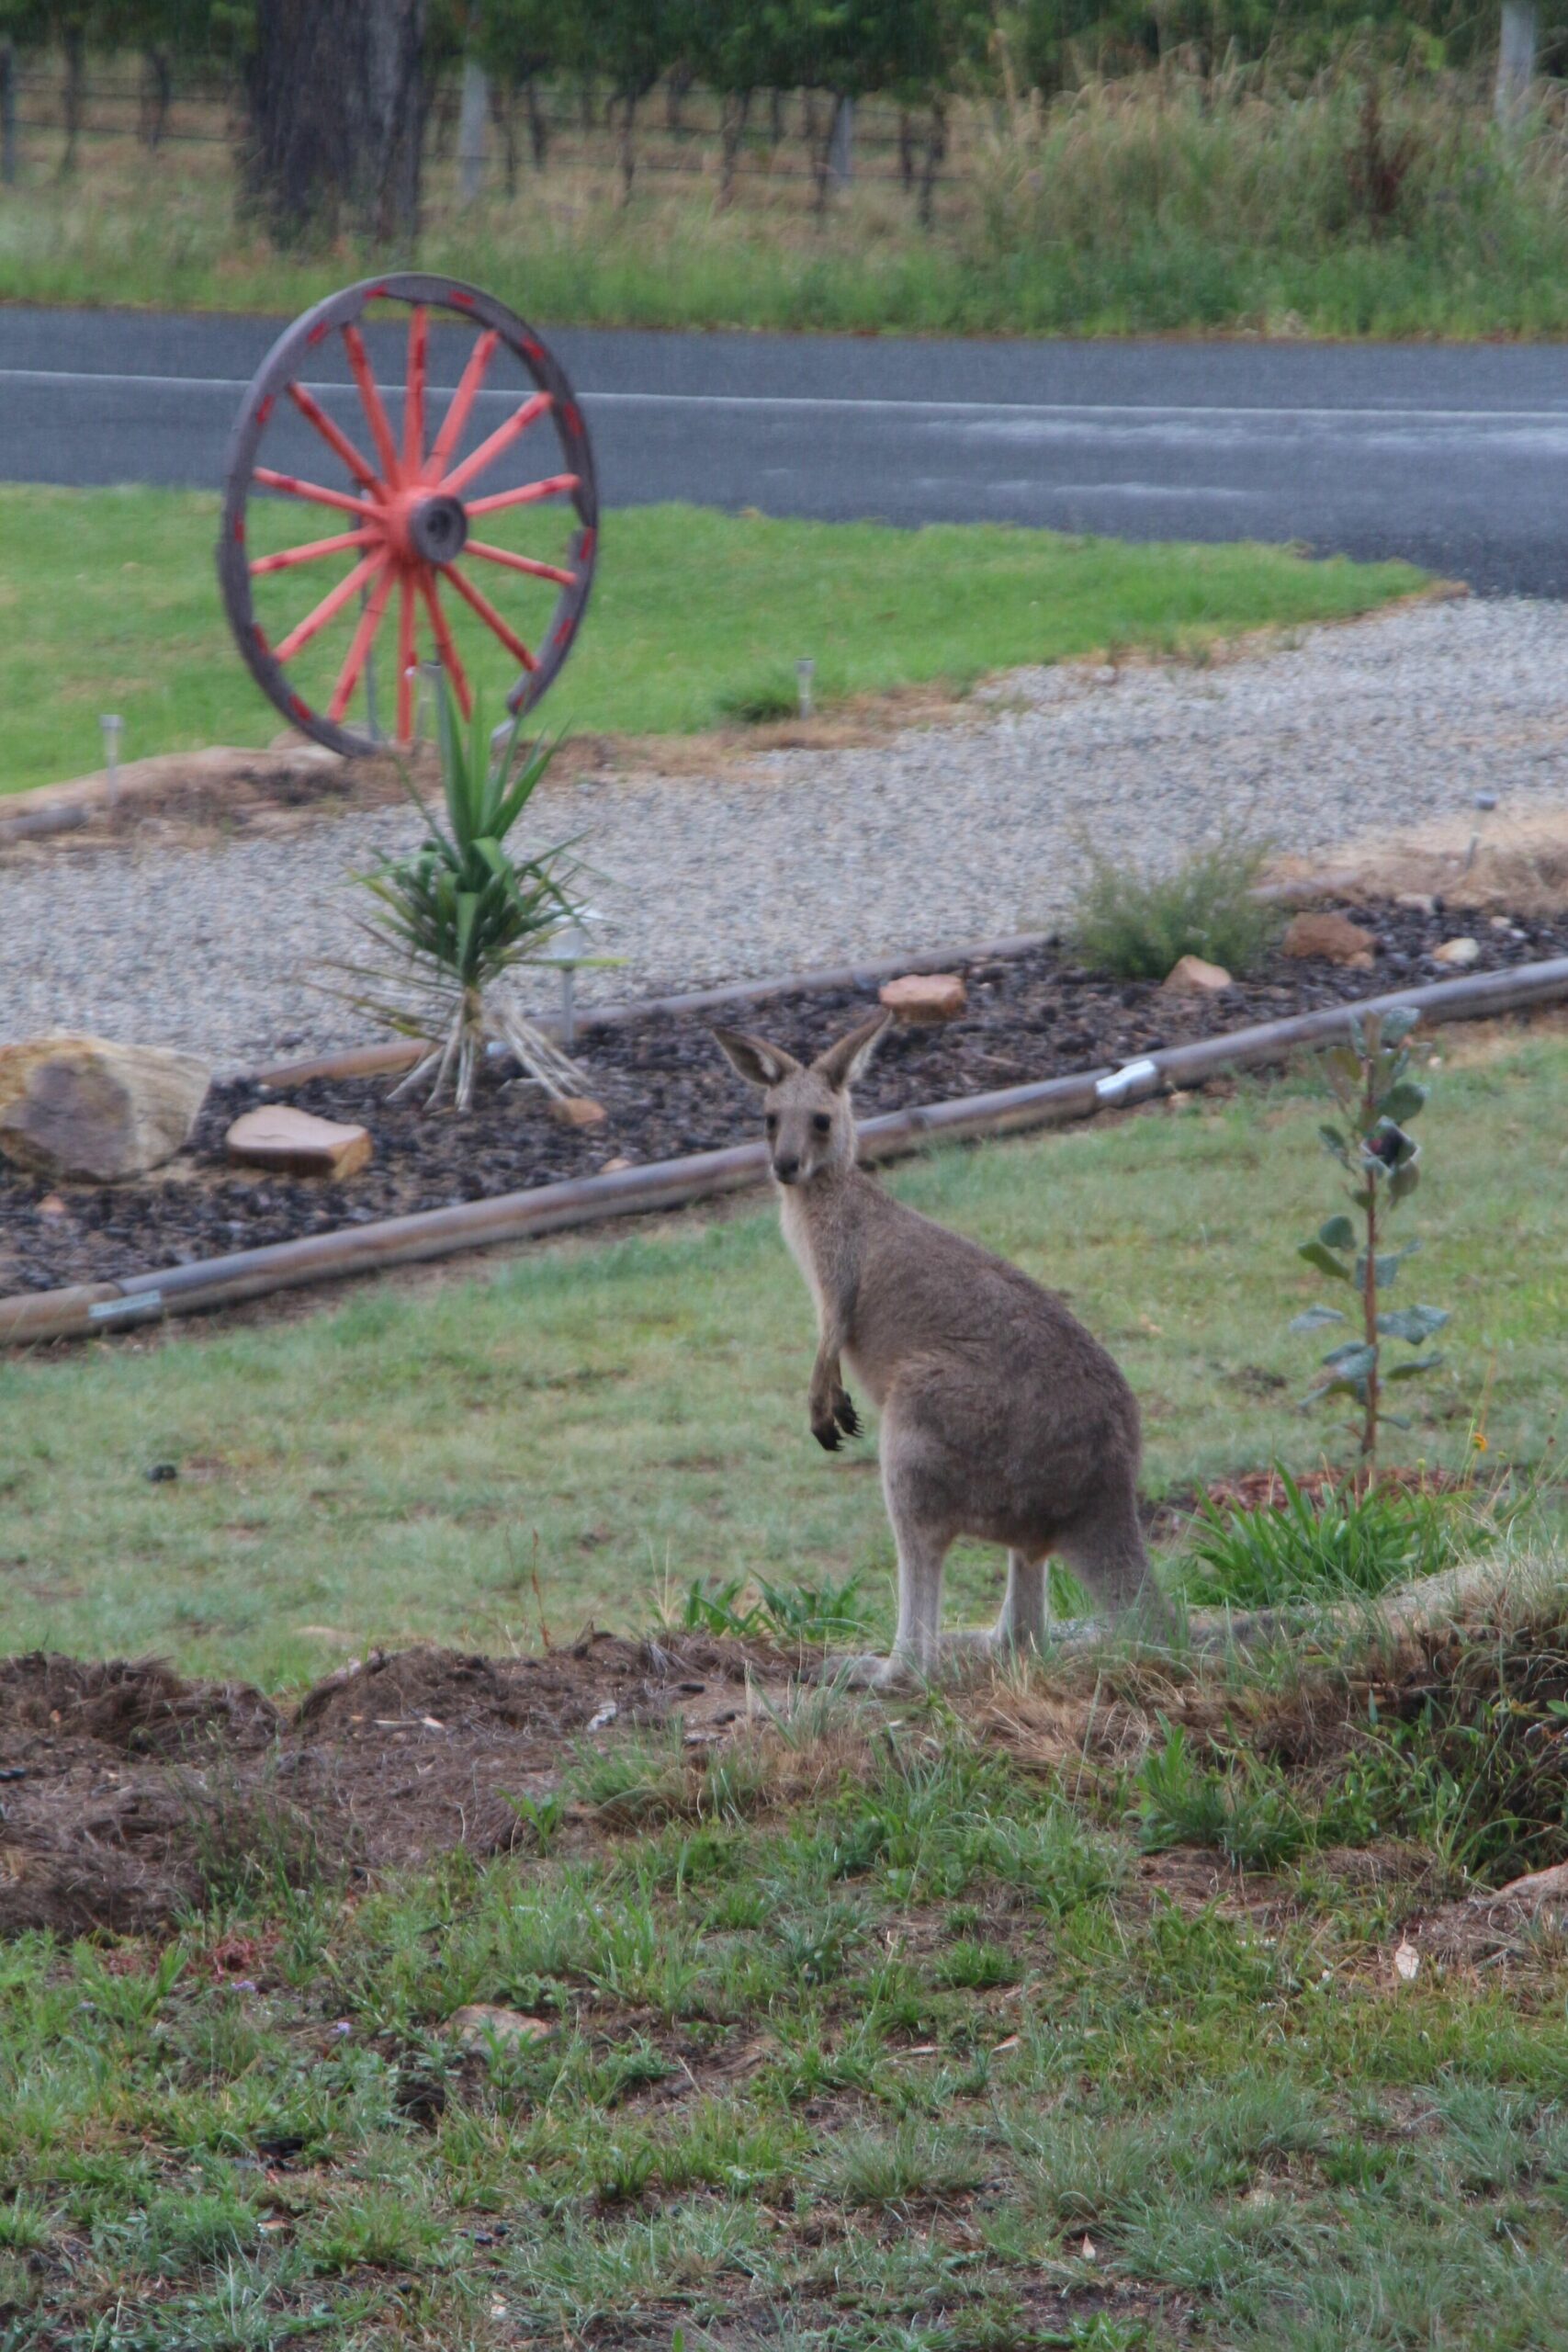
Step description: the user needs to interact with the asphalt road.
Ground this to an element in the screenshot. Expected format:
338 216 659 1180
5 307 1568 592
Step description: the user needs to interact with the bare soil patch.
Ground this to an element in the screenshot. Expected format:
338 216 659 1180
0 1632 791 1939
4 896 1564 1298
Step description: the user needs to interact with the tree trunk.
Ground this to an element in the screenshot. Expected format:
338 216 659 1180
489 81 518 194
615 90 637 203
241 0 427 246
1496 2 1539 132
828 93 853 189
60 30 85 176
768 87 784 151
665 65 691 131
718 88 750 209
917 99 946 231
140 47 173 149
457 54 487 201
524 76 548 167
897 107 914 189
0 40 17 189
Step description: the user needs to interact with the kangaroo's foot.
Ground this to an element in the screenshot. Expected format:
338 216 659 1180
823 1649 922 1691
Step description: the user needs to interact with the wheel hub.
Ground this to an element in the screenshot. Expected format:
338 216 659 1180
406 493 468 565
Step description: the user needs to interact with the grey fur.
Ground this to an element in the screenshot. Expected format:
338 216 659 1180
713 1011 1174 1686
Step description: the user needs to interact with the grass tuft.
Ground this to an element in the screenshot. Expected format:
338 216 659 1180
1066 835 1279 981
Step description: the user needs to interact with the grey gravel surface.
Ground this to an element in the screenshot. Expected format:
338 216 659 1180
4 595 1566 1072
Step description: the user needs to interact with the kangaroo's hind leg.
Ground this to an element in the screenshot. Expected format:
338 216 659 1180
990 1551 1049 1656
1056 1487 1174 1643
836 1404 955 1689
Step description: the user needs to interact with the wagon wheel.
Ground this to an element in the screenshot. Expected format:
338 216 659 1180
218 273 597 757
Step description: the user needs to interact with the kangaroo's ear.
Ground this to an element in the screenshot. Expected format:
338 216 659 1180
712 1027 800 1089
814 1008 892 1092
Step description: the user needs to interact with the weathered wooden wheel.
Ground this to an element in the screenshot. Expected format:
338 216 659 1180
218 273 597 754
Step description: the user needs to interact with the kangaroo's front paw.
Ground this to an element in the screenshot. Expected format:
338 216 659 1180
832 1386 862 1438
811 1413 842 1452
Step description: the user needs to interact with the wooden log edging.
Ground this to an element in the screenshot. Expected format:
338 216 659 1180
4 956 1567 1350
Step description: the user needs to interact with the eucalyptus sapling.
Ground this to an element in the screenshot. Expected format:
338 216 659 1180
1291 1007 1450 1476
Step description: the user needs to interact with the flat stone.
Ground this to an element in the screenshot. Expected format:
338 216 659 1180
1282 911 1377 969
878 972 967 1023
547 1095 607 1128
1432 935 1482 967
447 2004 552 2054
0 1035 209 1182
1395 892 1438 915
226 1105 372 1179
1161 954 1233 995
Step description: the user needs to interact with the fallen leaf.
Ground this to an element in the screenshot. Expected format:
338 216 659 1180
1393 1939 1420 1983
1079 2234 1097 2261
992 2033 1021 2053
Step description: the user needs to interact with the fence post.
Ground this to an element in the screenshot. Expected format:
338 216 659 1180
458 55 488 201
0 40 16 187
829 93 853 187
1495 2 1539 133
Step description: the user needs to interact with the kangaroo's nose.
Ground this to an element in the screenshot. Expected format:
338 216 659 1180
774 1156 800 1184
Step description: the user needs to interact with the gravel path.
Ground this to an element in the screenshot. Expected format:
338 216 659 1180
4 595 1567 1071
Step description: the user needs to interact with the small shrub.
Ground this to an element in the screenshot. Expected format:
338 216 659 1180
1174 1467 1458 1610
1066 837 1276 981
1291 1007 1451 1471
349 685 591 1110
679 1571 871 1644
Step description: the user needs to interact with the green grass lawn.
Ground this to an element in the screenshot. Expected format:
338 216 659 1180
2 1031 1562 1692
8 1692 1568 2351
3 1039 1567 2349
0 487 1424 797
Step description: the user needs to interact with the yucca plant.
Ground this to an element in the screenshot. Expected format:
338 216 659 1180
350 687 592 1112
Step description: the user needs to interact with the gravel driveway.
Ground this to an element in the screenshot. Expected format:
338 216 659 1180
4 595 1566 1071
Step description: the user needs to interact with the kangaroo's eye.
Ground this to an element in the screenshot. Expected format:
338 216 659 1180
764 1113 778 1135
813 1113 832 1135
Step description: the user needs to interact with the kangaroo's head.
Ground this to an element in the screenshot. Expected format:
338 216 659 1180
713 1011 891 1187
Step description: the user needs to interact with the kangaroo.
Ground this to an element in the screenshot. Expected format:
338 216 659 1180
714 1009 1173 1684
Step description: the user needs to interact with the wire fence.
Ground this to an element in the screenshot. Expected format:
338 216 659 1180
5 59 964 193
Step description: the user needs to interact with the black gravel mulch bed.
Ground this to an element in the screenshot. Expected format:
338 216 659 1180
3 899 1564 1297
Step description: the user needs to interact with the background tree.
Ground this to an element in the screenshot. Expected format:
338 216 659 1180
235 0 428 246
571 0 682 201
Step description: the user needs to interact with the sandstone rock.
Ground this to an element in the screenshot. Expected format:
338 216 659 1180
1281 911 1376 969
1396 892 1438 915
225 1105 372 1179
878 972 967 1023
1161 954 1233 996
447 2004 552 2054
1432 935 1481 967
547 1095 607 1129
0 1035 209 1182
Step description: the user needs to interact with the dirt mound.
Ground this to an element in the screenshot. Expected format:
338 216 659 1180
0 1633 783 1939
0 1652 279 1755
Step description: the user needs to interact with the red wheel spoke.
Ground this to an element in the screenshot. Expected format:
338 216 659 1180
426 329 499 484
288 382 381 495
465 539 578 588
441 561 537 672
403 305 428 480
463 473 579 518
327 566 398 722
249 527 378 578
416 572 473 720
275 550 386 664
254 467 376 519
440 393 552 498
342 324 400 483
396 573 417 742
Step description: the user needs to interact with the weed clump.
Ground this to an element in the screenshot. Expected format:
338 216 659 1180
1066 837 1276 980
1174 1467 1459 1611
